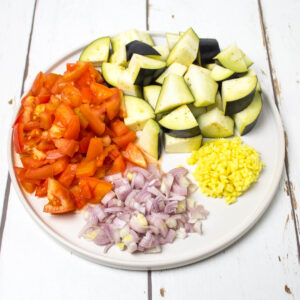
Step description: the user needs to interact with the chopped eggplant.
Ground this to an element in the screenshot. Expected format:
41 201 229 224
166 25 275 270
222 75 257 115
124 96 155 131
166 33 181 50
137 119 161 159
214 43 248 73
166 28 200 67
187 103 207 118
206 92 223 112
233 91 262 135
155 74 194 114
143 85 161 109
159 104 200 138
156 62 187 85
209 64 236 81
184 64 218 107
127 54 166 86
126 40 160 61
196 38 220 65
198 107 234 138
79 36 110 66
151 45 170 61
109 47 128 66
239 69 261 92
102 63 141 96
164 134 202 153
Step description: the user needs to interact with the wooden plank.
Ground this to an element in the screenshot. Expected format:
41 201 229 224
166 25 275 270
148 0 300 299
0 0 149 299
0 0 36 225
259 0 300 246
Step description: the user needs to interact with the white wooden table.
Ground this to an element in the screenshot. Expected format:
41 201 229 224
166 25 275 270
0 0 299 299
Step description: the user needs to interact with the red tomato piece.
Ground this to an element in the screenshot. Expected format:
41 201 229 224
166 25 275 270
58 164 77 188
70 185 87 210
61 85 82 108
52 157 69 175
110 119 129 137
105 91 120 120
90 82 115 104
44 178 75 214
74 107 89 129
35 179 48 197
79 104 105 136
86 137 103 162
31 72 45 96
21 181 37 193
63 61 89 82
108 155 126 175
39 111 53 130
44 73 61 90
63 115 80 140
21 156 48 169
123 143 147 168
53 139 79 157
54 103 75 127
13 123 25 153
112 130 136 149
24 164 54 180
76 159 97 177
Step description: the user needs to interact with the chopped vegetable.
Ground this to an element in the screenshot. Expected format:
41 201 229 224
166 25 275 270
80 164 208 254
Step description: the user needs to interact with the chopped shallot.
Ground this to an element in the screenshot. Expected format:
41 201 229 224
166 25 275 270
79 164 208 254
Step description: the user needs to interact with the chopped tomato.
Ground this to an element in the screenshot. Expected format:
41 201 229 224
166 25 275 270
13 123 25 153
90 82 115 103
24 164 54 180
112 130 136 148
63 115 80 140
76 159 97 177
74 107 89 129
79 104 105 136
23 120 40 131
35 179 48 197
53 139 79 157
86 137 103 162
94 166 106 179
70 185 87 209
119 91 127 118
21 156 48 169
123 143 147 168
46 149 65 160
92 179 113 204
79 132 94 153
105 91 120 120
39 111 53 130
54 103 75 127
52 157 69 175
63 61 89 82
61 85 82 107
21 181 37 193
110 119 129 136
108 155 126 174
44 178 75 214
58 164 77 188
44 73 61 90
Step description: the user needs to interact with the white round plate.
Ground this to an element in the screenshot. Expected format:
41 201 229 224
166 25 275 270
8 32 285 270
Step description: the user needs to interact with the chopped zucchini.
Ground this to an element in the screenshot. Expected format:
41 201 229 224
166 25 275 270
166 28 200 67
143 85 161 109
184 64 218 107
198 107 234 138
155 74 194 114
126 40 160 61
117 70 142 97
124 96 155 131
233 91 262 135
187 103 206 118
109 46 127 66
214 43 248 73
164 134 202 153
159 104 200 138
79 36 110 66
137 119 161 159
206 92 223 112
222 76 257 115
155 62 187 85
240 69 261 92
127 54 166 86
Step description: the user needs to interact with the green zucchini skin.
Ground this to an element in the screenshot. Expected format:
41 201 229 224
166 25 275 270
126 40 160 61
160 126 201 138
224 87 256 115
134 67 166 86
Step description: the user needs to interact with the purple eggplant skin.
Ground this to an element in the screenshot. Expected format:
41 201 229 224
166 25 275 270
196 38 220 65
134 67 166 86
126 40 161 61
241 103 263 135
224 87 256 116
160 126 201 138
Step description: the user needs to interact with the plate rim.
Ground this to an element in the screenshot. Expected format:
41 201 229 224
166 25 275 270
7 31 285 270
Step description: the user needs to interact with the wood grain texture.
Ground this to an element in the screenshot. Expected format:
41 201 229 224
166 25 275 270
0 1 148 299
0 0 36 223
260 0 300 248
148 0 300 299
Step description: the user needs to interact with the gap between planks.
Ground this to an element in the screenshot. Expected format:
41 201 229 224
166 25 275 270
257 0 300 262
0 0 38 254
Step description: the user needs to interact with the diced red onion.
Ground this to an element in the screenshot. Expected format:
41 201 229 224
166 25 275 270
101 191 116 206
